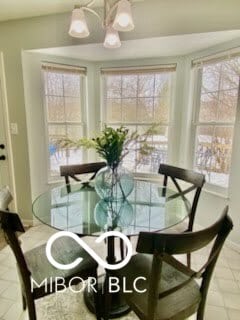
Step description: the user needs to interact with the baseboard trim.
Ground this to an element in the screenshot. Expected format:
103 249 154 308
225 239 240 253
22 219 33 228
195 223 240 253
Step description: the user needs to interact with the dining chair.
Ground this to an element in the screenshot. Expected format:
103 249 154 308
159 164 205 233
109 206 233 320
60 162 106 193
158 164 205 266
0 210 102 320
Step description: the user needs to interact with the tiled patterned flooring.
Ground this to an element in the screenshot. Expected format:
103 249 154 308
0 224 240 320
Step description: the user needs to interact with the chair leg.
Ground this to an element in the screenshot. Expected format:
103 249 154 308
103 274 111 320
120 239 125 260
92 273 102 320
22 293 27 310
120 236 132 260
197 304 205 320
187 252 191 268
27 298 37 320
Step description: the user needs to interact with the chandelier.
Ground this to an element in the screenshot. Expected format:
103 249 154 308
69 0 135 49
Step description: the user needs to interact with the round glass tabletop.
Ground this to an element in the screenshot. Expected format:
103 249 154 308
32 179 189 237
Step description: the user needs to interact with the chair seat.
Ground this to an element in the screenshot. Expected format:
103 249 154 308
24 236 97 297
112 254 201 320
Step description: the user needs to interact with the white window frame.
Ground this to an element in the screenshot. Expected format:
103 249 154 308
191 54 240 195
100 65 177 173
41 62 87 182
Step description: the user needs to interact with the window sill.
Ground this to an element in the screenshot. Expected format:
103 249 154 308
47 179 63 186
202 186 229 200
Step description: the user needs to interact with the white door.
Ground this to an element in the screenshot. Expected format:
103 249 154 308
0 53 16 210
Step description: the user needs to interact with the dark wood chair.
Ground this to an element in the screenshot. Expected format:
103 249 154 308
0 210 101 320
60 162 106 193
120 165 205 262
159 164 205 233
159 164 205 266
110 206 233 320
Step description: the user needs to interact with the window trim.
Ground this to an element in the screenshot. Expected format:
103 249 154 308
191 57 240 193
41 62 87 182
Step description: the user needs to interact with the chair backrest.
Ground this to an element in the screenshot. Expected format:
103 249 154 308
136 206 233 318
0 210 31 290
159 163 205 231
60 162 106 192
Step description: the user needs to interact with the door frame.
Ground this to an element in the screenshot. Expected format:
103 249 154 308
0 52 17 211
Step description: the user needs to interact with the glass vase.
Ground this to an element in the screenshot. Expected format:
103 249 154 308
94 165 134 201
94 199 134 231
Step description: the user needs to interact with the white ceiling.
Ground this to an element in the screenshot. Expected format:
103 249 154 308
30 30 240 61
0 0 142 22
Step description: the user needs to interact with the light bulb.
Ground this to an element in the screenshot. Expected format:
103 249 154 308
69 8 90 38
104 25 121 49
113 0 134 32
116 13 130 27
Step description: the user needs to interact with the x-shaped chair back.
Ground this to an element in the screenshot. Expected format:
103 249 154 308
159 164 205 232
60 162 106 193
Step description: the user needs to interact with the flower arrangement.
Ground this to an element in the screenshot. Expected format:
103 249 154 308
59 124 158 169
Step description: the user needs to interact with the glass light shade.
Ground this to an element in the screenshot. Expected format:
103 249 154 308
104 25 121 49
113 0 135 32
69 8 90 38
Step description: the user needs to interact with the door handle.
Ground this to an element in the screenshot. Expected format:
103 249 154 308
0 155 6 160
0 144 5 149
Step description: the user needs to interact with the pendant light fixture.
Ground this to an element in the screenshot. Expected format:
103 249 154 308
113 0 135 32
68 0 135 49
69 8 90 38
104 24 121 49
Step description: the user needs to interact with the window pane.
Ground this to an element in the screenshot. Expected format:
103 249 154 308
122 75 137 97
199 93 218 122
221 60 240 90
48 125 83 176
138 74 154 97
63 74 80 97
137 98 154 122
48 124 67 141
106 99 122 122
154 73 171 96
67 125 83 139
47 96 65 122
154 96 170 123
122 98 137 122
46 71 63 96
106 75 121 98
218 90 238 122
201 64 220 93
136 125 168 172
65 97 81 122
119 125 168 172
194 126 233 187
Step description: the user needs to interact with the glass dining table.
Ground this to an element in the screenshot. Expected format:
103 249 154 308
32 177 189 318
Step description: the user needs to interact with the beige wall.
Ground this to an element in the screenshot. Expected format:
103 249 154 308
1 0 240 222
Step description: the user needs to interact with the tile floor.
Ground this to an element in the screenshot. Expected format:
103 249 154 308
0 223 240 320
